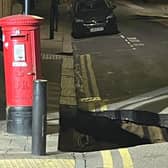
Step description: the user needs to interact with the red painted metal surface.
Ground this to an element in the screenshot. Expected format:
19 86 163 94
0 15 43 106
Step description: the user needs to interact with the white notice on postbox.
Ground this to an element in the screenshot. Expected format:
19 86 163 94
14 44 26 62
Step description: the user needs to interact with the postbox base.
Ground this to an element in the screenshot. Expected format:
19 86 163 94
7 106 32 136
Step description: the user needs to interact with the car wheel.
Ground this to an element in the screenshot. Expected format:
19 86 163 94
107 23 119 35
107 15 120 34
112 23 120 34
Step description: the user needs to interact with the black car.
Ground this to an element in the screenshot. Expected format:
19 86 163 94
72 0 119 38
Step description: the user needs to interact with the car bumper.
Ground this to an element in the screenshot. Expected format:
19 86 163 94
74 20 117 36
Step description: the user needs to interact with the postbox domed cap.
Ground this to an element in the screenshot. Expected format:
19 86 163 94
0 15 43 27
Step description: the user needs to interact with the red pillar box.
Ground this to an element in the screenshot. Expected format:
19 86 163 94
0 15 43 135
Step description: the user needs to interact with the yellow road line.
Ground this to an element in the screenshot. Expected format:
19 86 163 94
58 159 75 168
119 148 134 168
101 150 113 168
86 54 100 98
80 97 101 102
80 55 91 97
88 102 96 112
100 102 108 112
80 54 109 112
0 159 75 168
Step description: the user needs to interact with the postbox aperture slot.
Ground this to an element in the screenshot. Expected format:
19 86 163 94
11 35 27 41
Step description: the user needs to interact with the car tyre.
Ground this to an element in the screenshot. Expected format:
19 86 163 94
107 22 120 35
112 23 120 34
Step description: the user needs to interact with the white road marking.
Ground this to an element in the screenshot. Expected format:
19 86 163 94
120 35 126 39
133 43 145 46
105 87 168 110
127 37 137 40
121 36 144 50
159 107 168 114
122 95 168 110
129 39 141 43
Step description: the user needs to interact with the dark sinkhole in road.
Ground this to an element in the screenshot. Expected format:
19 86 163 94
59 109 168 152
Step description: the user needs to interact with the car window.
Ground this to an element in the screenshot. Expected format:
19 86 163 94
77 0 108 13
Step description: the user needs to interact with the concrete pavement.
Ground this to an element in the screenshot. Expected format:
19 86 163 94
0 0 74 158
0 141 168 168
